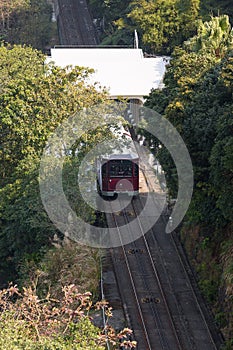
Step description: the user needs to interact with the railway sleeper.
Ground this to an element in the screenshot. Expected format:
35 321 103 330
127 248 145 254
141 296 160 304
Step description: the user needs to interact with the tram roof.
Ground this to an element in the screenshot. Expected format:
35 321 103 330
47 47 170 100
102 153 139 161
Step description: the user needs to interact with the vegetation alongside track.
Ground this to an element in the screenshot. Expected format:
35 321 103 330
0 0 232 348
0 43 137 348
0 0 58 51
142 15 233 347
88 0 233 53
0 44 108 282
0 282 135 349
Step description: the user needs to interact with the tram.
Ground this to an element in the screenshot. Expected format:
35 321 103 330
97 125 139 197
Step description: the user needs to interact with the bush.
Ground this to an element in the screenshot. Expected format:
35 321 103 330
0 284 136 349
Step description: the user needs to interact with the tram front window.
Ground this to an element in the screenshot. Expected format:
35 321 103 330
109 160 133 177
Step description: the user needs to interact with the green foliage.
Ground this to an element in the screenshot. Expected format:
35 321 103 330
146 16 233 224
0 44 109 284
184 15 233 57
88 0 133 45
0 0 58 51
0 286 103 349
0 164 57 282
198 276 219 303
145 15 233 342
90 0 200 50
0 284 136 349
0 45 106 185
128 0 180 53
0 0 29 32
222 339 233 350
19 242 101 300
88 0 233 53
200 0 233 23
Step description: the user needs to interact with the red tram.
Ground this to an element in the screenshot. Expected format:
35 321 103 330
97 152 139 197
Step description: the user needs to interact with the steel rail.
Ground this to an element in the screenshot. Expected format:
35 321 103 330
138 144 220 350
119 203 173 349
108 201 153 350
132 195 196 350
170 225 219 350
121 198 183 350
57 0 98 46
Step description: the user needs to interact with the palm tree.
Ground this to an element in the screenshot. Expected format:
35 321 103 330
185 15 233 57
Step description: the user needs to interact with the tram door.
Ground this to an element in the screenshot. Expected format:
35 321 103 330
101 162 108 192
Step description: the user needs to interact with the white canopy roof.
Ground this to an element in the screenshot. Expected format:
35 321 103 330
47 48 169 100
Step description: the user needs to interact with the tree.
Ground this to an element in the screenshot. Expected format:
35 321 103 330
0 0 57 51
176 0 200 39
209 55 233 221
8 0 55 51
127 0 180 53
184 14 233 57
0 0 29 33
89 0 233 53
200 0 233 23
144 17 233 341
146 16 233 224
0 44 107 186
0 44 109 283
125 0 200 53
0 284 136 349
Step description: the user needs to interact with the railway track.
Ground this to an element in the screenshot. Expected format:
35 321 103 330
57 0 99 45
135 197 219 349
106 196 182 350
105 192 221 349
55 4 222 347
136 143 223 349
102 134 223 349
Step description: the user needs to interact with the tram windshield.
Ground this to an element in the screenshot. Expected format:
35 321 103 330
109 160 133 177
